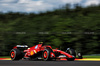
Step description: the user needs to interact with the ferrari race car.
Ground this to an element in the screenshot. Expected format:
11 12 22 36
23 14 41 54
10 43 82 61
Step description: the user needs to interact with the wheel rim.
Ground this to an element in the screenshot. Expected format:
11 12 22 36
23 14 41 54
11 51 15 58
43 51 47 58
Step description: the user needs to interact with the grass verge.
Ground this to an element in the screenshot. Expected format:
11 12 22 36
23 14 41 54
0 56 10 58
83 56 100 58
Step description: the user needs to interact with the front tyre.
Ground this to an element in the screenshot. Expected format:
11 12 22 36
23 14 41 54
78 53 83 59
66 48 76 57
10 49 23 61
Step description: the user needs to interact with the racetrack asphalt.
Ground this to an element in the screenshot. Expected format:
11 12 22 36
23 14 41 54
0 60 100 66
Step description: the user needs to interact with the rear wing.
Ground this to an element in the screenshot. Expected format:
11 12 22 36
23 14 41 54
16 45 28 48
13 45 28 49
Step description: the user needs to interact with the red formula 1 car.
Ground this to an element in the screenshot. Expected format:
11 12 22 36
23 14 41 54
10 43 82 61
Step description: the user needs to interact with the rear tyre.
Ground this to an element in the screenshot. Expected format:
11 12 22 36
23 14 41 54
10 49 23 61
42 49 52 61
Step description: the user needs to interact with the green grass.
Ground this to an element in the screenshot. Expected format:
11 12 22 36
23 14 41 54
83 56 100 58
0 56 10 58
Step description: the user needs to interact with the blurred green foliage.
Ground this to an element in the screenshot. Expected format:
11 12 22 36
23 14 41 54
0 4 100 56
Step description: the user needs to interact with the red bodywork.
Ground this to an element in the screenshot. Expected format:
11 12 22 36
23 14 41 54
53 49 73 58
13 44 75 59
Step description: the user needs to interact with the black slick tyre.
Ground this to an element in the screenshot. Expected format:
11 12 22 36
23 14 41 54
10 49 23 61
66 49 76 57
78 53 83 59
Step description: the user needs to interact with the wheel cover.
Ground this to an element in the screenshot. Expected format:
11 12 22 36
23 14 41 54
11 51 15 58
43 51 48 58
